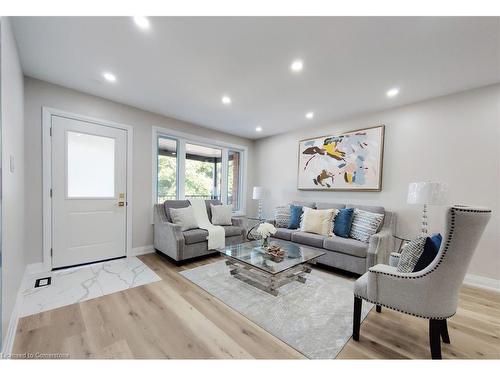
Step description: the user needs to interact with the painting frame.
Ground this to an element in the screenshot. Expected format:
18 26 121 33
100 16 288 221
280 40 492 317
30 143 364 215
297 124 385 192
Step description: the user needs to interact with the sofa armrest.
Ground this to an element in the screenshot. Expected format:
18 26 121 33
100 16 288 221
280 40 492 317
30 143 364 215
366 228 395 269
231 217 244 227
154 221 185 260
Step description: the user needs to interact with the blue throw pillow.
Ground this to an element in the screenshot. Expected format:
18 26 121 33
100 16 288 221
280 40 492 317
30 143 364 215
430 233 442 250
287 205 303 229
333 208 354 238
413 233 442 272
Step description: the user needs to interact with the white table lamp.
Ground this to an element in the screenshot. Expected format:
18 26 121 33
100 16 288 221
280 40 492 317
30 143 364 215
407 182 449 234
252 186 265 219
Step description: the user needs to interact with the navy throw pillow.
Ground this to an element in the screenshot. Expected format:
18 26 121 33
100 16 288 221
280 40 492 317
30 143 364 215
333 208 354 238
287 205 303 229
413 233 442 272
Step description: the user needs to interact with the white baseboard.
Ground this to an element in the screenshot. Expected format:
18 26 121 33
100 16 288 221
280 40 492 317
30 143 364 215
464 273 500 292
1 264 33 356
130 245 155 256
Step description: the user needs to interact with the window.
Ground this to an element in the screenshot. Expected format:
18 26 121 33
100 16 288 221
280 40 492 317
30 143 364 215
154 129 246 214
67 131 115 198
157 137 178 203
185 143 222 200
227 150 242 211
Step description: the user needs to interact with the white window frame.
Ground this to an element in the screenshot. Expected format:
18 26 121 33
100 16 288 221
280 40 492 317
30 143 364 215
152 126 247 216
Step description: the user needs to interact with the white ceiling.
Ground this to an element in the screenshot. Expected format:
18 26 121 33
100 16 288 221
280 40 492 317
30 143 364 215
11 17 500 139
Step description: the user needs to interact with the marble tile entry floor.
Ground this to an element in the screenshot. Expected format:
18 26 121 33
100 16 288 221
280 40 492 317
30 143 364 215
20 256 161 317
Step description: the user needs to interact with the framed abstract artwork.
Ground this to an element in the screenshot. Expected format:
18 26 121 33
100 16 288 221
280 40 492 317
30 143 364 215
297 125 385 191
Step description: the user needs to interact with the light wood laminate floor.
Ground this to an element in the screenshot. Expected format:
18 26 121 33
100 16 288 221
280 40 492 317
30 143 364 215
13 253 500 359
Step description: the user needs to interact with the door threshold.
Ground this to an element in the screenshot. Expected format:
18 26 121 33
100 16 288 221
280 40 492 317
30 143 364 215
52 255 126 271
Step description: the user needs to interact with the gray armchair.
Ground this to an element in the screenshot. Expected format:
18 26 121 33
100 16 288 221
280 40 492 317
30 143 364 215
353 205 492 359
153 200 246 262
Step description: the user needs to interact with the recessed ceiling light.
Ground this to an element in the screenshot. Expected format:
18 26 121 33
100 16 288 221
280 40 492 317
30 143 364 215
386 87 400 97
290 59 304 72
222 96 232 105
133 16 150 30
305 112 314 119
102 72 117 82
255 126 262 132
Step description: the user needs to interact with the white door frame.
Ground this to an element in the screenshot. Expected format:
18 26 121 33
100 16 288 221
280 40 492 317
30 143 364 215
42 107 134 271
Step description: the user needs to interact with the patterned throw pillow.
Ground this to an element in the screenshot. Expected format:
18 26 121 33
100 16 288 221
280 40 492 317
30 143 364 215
349 209 384 242
397 236 427 273
274 205 291 228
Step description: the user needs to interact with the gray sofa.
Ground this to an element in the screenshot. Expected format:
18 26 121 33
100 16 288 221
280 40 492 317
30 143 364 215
269 201 396 275
153 199 246 261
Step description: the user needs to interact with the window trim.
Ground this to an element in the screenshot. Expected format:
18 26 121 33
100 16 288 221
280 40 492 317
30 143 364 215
152 126 247 216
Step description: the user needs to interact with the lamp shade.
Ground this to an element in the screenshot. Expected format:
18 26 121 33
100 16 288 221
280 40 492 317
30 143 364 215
407 182 448 205
252 186 264 200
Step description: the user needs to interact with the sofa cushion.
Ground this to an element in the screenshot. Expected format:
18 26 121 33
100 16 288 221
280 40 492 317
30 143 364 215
183 229 209 244
272 228 296 241
292 201 316 209
169 206 199 231
333 208 355 238
301 207 337 236
288 205 303 229
274 205 291 228
205 199 222 221
315 202 346 210
323 236 369 258
291 231 325 248
211 204 233 225
183 226 243 244
163 200 190 223
349 209 384 242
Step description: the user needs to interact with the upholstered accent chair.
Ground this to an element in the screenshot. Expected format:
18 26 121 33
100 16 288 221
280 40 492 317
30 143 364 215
153 200 246 262
352 205 491 359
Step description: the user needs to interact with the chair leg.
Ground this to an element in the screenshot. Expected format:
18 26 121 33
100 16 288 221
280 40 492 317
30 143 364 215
376 305 382 313
353 297 362 341
441 319 450 344
429 319 442 359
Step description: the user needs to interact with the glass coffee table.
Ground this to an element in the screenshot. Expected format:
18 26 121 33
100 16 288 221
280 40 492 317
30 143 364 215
216 239 325 296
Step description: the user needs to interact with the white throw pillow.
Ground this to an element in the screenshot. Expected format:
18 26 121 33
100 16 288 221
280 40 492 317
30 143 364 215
210 204 233 225
169 206 198 231
301 207 337 236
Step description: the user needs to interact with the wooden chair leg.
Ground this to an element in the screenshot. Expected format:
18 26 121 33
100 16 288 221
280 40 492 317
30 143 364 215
376 305 382 313
441 319 450 344
429 319 442 359
353 297 362 341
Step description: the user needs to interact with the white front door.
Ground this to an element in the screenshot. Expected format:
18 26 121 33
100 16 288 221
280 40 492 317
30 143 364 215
51 115 128 269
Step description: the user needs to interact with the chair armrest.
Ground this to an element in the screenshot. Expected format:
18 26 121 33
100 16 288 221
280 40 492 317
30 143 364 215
154 221 185 260
366 228 394 268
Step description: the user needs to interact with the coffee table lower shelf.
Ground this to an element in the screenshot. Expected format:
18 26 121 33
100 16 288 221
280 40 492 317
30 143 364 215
223 256 313 296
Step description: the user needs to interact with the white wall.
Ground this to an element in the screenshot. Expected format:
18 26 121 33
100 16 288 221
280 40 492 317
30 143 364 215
1 18 26 343
24 77 255 264
254 84 500 281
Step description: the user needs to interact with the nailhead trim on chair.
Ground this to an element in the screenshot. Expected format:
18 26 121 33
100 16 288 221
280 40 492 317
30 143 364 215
354 294 454 320
357 205 492 320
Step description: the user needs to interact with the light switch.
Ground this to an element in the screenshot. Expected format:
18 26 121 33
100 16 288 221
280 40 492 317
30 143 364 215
9 155 15 173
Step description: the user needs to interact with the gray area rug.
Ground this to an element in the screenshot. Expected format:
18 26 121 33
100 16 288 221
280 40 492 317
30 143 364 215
180 260 372 359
